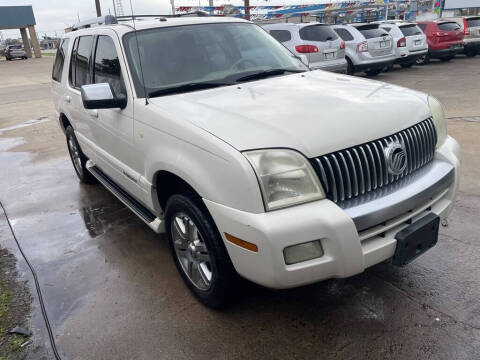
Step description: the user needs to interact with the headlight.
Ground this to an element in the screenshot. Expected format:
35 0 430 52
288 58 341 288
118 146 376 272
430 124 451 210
428 95 447 148
244 149 325 211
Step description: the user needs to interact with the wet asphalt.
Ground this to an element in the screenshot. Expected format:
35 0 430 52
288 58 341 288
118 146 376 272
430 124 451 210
0 56 479 359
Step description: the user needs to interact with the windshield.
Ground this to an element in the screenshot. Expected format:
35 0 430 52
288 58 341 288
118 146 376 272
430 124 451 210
123 22 307 98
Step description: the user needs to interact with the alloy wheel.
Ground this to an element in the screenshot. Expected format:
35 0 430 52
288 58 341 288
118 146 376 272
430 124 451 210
171 212 213 291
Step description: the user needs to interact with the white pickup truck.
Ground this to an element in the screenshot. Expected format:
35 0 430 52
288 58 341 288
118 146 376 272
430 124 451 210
52 15 460 308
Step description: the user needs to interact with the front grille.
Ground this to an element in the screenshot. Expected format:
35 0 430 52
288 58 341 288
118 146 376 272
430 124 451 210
311 118 437 204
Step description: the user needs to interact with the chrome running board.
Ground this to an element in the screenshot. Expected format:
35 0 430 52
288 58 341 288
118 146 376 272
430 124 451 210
86 160 165 234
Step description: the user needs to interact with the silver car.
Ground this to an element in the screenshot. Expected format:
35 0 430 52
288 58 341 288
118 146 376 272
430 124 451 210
5 45 27 61
376 21 428 68
332 23 396 76
443 16 480 56
262 22 347 73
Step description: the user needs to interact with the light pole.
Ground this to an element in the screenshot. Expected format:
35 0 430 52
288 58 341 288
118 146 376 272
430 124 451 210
95 0 102 17
244 0 250 20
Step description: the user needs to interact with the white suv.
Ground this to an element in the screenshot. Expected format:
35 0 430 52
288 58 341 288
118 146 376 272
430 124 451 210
376 21 428 68
52 15 460 308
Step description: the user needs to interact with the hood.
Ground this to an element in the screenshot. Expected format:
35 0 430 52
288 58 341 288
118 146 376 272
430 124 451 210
148 71 431 158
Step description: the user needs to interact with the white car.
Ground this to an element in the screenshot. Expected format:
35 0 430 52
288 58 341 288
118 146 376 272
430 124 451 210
262 22 347 73
52 15 460 308
376 21 428 68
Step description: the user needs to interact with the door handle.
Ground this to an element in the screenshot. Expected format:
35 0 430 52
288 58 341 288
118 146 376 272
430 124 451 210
64 95 71 103
88 110 98 118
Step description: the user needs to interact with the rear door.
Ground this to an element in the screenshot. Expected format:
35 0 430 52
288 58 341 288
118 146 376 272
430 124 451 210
65 35 97 160
399 24 427 51
299 24 342 64
356 24 393 57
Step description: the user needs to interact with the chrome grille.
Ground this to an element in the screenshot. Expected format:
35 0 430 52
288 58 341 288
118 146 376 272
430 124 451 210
311 118 437 204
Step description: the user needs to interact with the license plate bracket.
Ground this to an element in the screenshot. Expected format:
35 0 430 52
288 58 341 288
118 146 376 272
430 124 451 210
393 213 440 267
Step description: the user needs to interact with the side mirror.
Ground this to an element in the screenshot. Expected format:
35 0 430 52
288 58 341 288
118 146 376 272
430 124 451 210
80 83 127 110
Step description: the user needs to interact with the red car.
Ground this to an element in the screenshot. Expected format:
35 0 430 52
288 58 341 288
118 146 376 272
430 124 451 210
416 20 464 64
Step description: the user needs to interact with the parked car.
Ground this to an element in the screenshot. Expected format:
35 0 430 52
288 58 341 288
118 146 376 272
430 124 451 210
262 22 347 73
376 21 428 68
442 16 480 56
417 20 464 64
5 45 27 60
52 15 459 308
332 23 396 76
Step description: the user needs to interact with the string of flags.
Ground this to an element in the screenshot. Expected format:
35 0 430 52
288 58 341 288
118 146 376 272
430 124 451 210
176 0 433 20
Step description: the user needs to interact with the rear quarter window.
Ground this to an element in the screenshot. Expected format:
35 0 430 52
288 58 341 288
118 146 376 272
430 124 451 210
418 23 427 32
269 30 292 43
437 22 461 31
299 25 338 42
356 25 389 39
52 38 70 82
400 25 423 36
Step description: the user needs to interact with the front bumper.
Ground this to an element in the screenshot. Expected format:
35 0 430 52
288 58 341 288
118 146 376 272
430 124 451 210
204 136 460 289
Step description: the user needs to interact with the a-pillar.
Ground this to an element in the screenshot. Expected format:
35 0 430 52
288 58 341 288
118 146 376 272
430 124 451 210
28 25 42 58
19 28 32 58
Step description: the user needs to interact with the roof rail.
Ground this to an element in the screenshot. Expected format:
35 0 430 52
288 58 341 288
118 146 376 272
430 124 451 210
71 15 118 31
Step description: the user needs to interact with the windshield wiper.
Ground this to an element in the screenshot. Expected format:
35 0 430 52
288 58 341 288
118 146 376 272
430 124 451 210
148 81 233 98
234 69 306 83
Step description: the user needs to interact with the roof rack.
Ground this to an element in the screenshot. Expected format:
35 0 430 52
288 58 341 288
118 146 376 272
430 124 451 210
71 15 118 31
71 11 210 31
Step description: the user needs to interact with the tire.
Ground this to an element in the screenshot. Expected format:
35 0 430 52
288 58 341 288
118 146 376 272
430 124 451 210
65 126 96 184
365 68 381 76
416 53 430 65
465 51 477 57
165 193 237 308
440 56 453 62
400 63 414 68
346 57 355 75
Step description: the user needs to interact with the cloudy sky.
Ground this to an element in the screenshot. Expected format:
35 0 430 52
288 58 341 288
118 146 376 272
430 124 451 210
0 0 327 38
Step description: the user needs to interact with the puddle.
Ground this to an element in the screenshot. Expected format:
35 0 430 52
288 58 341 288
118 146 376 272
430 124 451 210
0 116 51 135
0 137 26 152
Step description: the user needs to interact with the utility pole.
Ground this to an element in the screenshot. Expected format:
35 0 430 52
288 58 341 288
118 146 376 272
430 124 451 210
95 0 102 17
170 0 175 15
244 0 250 20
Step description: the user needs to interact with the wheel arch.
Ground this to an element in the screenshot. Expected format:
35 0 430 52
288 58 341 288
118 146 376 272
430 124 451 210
152 170 203 215
59 113 71 134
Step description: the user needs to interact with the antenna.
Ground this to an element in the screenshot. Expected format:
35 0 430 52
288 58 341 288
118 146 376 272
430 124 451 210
128 0 149 105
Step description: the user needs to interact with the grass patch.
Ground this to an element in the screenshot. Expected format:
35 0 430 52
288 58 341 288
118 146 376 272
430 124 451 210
0 250 31 359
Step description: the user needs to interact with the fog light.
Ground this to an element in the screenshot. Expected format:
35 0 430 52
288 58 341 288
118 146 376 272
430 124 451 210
283 240 324 265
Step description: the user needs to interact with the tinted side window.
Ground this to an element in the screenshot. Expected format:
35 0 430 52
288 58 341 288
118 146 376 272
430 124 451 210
418 23 427 32
334 28 354 41
269 30 292 43
93 35 125 96
52 38 70 82
438 22 461 31
400 25 423 36
300 25 338 42
74 36 94 88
